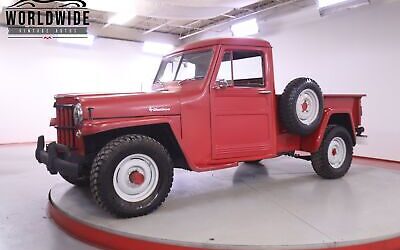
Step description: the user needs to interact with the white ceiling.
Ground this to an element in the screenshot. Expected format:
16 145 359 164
94 0 263 20
130 0 258 20
0 0 312 43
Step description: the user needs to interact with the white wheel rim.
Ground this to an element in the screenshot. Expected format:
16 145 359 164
296 89 320 125
113 154 159 202
328 137 347 169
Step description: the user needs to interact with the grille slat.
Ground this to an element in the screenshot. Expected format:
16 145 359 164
55 105 76 149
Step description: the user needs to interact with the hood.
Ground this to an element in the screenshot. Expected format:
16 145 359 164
56 90 181 120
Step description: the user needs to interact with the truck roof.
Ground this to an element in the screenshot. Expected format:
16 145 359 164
171 37 271 55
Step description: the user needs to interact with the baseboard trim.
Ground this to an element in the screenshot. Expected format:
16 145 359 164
354 155 400 165
0 141 36 146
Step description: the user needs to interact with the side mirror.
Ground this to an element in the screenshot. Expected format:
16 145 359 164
215 79 233 89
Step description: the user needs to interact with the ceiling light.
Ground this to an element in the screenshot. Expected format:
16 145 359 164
57 34 95 47
86 0 136 26
319 0 349 8
318 0 370 16
143 41 174 56
107 12 136 26
86 0 134 13
231 18 259 37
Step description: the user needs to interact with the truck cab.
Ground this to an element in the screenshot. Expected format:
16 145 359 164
36 38 365 218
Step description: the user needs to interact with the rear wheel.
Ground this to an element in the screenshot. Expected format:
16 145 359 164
311 125 353 179
90 134 174 218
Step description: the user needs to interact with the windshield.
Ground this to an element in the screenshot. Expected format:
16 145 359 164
154 50 213 84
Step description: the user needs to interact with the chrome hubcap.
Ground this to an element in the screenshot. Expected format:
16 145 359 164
328 137 347 169
113 154 159 202
296 89 319 125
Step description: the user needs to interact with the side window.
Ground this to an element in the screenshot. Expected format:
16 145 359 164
216 52 233 83
216 50 264 87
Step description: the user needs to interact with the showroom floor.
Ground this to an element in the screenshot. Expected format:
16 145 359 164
0 144 94 250
1 144 400 250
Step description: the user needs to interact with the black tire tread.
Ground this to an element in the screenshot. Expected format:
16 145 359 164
279 78 323 136
311 125 353 179
90 134 173 217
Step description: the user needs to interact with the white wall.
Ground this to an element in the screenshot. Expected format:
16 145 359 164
191 0 400 161
0 28 161 144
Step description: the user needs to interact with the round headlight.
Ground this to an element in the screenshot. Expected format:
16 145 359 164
73 103 83 125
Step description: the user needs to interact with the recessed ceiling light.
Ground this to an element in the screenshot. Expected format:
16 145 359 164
107 12 136 26
318 0 370 16
231 18 259 37
319 0 349 8
86 0 134 13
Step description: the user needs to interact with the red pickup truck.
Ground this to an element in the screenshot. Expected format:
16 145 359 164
36 38 365 218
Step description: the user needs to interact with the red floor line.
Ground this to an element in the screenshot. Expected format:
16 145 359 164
0 141 53 146
48 201 400 250
0 141 36 146
353 157 400 171
353 155 400 165
48 201 206 250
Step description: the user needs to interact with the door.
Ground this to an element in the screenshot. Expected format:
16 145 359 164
210 48 275 160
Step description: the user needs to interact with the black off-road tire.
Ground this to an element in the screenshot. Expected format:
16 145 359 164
311 125 353 179
279 78 324 136
60 173 89 187
90 134 174 218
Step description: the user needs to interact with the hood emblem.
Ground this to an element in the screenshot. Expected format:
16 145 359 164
148 106 171 112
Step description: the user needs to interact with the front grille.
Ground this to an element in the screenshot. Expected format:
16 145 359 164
55 104 77 149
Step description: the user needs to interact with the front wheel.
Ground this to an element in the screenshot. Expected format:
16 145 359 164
90 134 174 218
311 125 353 179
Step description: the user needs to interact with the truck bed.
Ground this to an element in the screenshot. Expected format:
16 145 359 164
276 93 365 154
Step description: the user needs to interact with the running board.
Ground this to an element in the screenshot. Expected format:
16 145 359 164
284 152 311 161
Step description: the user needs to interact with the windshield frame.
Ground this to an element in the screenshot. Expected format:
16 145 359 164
153 48 214 85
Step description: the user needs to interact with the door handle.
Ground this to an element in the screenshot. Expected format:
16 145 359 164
258 90 272 94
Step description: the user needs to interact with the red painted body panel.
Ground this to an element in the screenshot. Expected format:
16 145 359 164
209 45 277 163
51 38 365 172
172 37 271 54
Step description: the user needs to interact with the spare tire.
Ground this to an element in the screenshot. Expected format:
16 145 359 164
279 78 323 136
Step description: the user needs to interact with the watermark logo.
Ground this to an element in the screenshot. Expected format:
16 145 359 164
4 0 90 39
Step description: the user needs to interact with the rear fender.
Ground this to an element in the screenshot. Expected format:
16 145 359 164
301 109 355 153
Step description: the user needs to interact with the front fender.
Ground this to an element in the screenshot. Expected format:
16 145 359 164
80 116 197 169
81 116 182 137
